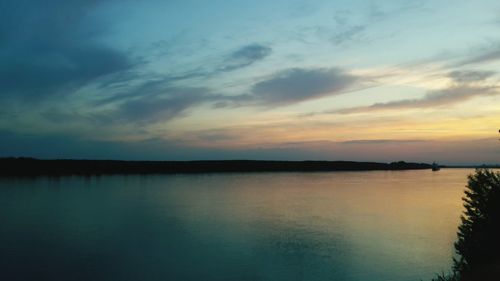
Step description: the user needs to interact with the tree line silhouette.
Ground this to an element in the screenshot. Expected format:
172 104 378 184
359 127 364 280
0 158 432 176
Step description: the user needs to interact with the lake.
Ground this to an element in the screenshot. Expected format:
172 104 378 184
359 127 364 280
0 169 473 281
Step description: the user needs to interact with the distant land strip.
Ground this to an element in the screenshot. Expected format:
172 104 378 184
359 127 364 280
0 158 435 177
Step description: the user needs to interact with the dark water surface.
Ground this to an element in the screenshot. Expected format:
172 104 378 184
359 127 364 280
0 169 472 281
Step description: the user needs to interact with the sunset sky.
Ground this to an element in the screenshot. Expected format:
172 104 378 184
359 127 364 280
1 0 499 164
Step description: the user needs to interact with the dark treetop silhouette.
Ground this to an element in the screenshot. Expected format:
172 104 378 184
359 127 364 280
430 169 500 281
454 169 500 280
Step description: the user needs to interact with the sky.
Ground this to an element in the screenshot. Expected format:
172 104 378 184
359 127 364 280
0 0 499 164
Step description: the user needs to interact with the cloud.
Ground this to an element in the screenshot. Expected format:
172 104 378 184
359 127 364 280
46 62 358 126
0 0 134 101
457 45 500 66
220 44 272 72
96 77 178 106
0 130 221 160
111 88 207 123
93 43 271 97
94 85 211 125
38 78 212 127
33 43 268 128
0 47 133 100
1 1 351 128
330 9 367 46
449 70 496 83
84 66 358 125
80 72 216 125
340 139 428 145
367 3 386 21
331 25 366 45
333 85 498 114
328 2 426 46
242 68 357 107
193 130 240 142
2 128 498 164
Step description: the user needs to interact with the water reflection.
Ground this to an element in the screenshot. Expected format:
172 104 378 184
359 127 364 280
0 170 470 281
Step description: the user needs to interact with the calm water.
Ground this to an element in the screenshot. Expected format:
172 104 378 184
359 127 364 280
0 169 474 281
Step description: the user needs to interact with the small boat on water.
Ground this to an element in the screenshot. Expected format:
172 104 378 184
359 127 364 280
432 162 440 171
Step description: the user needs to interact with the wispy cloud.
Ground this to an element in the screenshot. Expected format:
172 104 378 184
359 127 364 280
331 25 366 45
222 68 359 107
456 44 500 66
38 77 213 127
328 1 427 46
448 70 496 83
220 44 272 72
45 66 357 127
329 8 367 46
95 43 272 104
332 85 498 114
94 86 211 125
210 68 359 109
0 2 272 109
340 139 429 145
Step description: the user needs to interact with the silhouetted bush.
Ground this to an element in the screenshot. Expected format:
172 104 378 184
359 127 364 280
429 272 459 281
431 169 500 281
453 169 500 279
